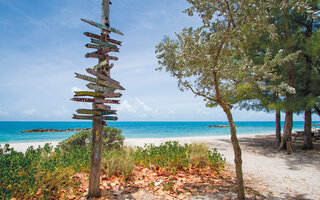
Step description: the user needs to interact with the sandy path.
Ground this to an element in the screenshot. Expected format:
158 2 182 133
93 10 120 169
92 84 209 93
3 134 320 199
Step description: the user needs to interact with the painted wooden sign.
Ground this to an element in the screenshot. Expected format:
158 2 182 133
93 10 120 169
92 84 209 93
73 114 94 120
84 32 122 46
81 19 124 36
85 44 99 49
97 99 120 104
74 91 101 97
87 83 113 93
76 109 117 116
86 68 120 85
75 73 120 89
95 104 110 110
71 97 95 103
104 116 118 121
102 92 122 98
91 39 117 49
85 52 100 58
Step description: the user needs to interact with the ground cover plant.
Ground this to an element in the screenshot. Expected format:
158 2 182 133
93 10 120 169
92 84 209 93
0 128 227 199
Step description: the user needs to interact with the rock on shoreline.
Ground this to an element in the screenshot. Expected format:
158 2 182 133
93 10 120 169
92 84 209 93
21 128 91 133
208 125 239 128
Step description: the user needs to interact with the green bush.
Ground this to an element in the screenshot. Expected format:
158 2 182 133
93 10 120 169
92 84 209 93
132 141 225 174
57 127 124 151
0 144 84 199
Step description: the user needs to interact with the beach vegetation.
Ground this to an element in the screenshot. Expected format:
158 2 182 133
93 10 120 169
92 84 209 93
132 141 225 174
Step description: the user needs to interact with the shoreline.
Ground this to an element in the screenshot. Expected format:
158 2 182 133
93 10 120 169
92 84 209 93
0 132 274 153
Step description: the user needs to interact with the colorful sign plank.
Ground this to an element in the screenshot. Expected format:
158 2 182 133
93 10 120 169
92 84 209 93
74 91 101 97
86 68 120 85
84 32 122 46
76 109 117 116
85 44 99 49
81 19 124 36
76 73 119 89
104 116 118 121
87 83 113 93
74 91 122 98
73 114 94 120
85 52 100 58
71 98 95 103
95 104 110 110
91 39 117 49
97 99 120 104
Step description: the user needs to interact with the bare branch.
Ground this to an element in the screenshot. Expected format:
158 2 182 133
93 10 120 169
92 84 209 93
185 84 217 102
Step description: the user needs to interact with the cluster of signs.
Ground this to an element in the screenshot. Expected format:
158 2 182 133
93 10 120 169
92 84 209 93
72 19 124 123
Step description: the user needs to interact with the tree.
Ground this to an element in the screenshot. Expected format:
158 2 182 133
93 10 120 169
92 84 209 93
155 1 296 199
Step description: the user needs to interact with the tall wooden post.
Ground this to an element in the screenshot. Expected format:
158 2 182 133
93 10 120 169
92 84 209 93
72 0 124 197
88 0 110 197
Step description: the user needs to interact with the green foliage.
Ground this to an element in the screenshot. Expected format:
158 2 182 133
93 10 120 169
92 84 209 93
101 147 134 181
132 141 225 174
57 127 124 151
0 143 86 199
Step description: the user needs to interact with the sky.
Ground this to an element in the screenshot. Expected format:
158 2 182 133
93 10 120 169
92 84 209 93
0 0 319 122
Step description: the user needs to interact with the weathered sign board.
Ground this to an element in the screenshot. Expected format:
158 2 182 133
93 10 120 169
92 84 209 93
84 32 122 46
95 104 111 110
74 91 122 98
73 114 117 121
91 38 117 49
86 68 120 85
87 83 113 93
85 43 100 49
81 18 124 36
77 109 117 115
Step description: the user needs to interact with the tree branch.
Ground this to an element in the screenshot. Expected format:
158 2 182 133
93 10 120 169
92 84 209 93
185 84 217 102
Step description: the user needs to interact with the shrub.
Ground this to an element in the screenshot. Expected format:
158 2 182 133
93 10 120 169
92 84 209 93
57 127 124 151
101 147 134 181
132 141 225 174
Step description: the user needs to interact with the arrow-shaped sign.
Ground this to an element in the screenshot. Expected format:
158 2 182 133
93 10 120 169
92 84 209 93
76 72 125 90
97 99 120 104
86 68 120 85
91 39 117 49
81 19 124 36
87 83 113 93
76 109 117 115
71 98 95 103
85 44 100 49
95 104 110 110
74 91 122 98
84 32 122 46
73 114 94 120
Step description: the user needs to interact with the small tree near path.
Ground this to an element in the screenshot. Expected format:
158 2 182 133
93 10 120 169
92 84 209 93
155 1 298 199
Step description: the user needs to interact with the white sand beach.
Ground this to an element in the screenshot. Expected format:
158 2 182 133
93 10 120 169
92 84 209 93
2 134 320 199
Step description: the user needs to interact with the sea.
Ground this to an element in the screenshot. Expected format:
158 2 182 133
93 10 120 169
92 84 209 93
0 121 316 144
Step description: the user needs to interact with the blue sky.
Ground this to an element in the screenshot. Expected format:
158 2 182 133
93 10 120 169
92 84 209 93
0 0 319 122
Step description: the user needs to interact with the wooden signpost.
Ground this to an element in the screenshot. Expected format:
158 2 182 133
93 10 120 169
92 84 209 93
71 0 124 197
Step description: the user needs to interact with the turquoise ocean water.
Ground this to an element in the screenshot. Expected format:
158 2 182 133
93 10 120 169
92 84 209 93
0 121 316 143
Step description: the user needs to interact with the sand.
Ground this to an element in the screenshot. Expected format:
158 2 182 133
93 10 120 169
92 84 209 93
2 134 320 199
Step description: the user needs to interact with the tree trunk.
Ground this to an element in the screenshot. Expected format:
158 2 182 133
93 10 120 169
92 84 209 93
303 108 313 149
279 111 293 154
221 104 245 200
276 109 281 145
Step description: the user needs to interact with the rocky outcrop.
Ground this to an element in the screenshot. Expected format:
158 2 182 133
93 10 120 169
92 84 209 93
21 128 91 133
208 125 239 128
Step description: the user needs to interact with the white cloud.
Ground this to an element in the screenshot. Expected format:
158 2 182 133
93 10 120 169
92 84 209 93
136 98 154 113
118 100 136 113
0 110 9 116
53 106 69 116
23 108 37 116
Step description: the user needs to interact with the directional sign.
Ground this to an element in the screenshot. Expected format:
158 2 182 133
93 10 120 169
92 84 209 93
71 97 95 103
86 68 120 85
81 19 124 36
104 116 118 121
74 91 101 97
85 52 100 58
87 83 113 93
76 73 120 89
84 32 122 46
85 44 100 49
73 114 94 120
97 99 120 104
96 104 110 110
102 92 122 98
77 109 117 115
74 91 122 98
91 39 117 49
97 47 119 53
